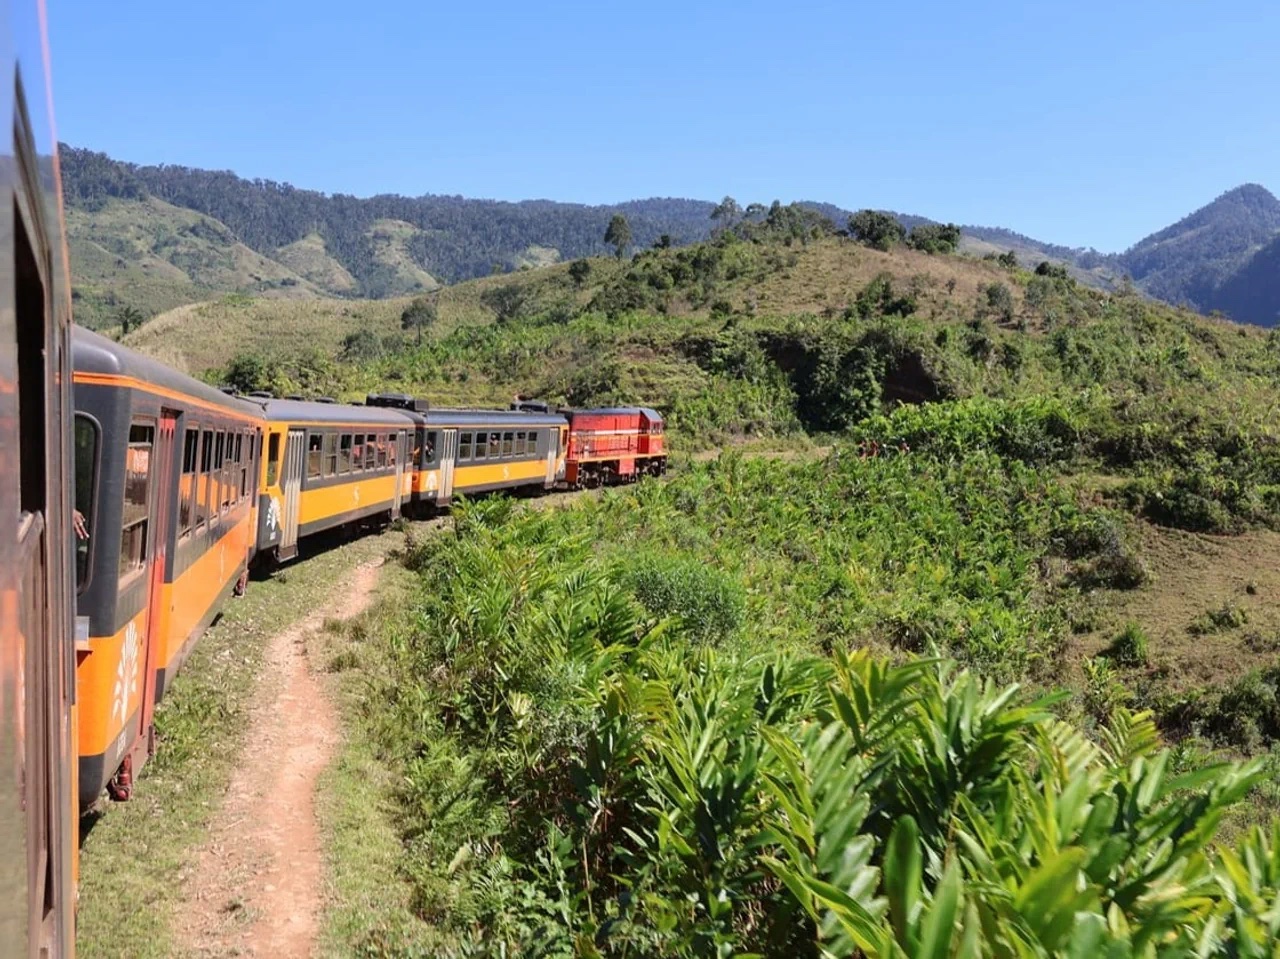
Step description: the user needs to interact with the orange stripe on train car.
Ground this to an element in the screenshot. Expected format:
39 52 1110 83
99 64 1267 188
75 606 149 760
161 513 254 677
297 473 400 526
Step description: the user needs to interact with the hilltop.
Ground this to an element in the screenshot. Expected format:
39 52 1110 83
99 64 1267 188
1121 183 1280 317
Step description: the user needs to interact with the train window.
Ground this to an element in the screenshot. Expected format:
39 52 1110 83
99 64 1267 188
266 433 281 486
388 434 397 467
339 434 353 473
179 427 198 538
323 433 338 476
307 433 323 480
502 432 514 456
459 432 472 460
515 431 526 456
223 432 236 511
489 432 501 459
474 431 487 459
366 435 378 470
196 430 211 529
215 431 225 511
376 435 388 469
205 432 220 523
240 430 252 498
352 434 365 472
120 422 155 584
424 431 438 465
74 414 100 591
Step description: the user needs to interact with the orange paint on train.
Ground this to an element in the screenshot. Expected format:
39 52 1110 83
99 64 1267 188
74 607 149 765
160 510 254 682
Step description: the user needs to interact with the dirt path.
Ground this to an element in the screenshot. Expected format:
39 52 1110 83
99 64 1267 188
175 561 383 958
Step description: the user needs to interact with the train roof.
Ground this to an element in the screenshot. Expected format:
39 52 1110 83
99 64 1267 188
564 406 664 420
72 326 263 417
425 408 567 428
251 397 418 427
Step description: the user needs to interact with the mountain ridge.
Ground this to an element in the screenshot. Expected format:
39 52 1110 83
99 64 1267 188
58 144 1280 327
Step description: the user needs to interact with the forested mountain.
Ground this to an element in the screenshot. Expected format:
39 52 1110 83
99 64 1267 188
58 144 1280 327
59 145 719 292
1211 231 1280 326
1120 184 1280 314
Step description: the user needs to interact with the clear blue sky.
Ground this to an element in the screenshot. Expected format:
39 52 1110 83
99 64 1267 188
47 0 1278 252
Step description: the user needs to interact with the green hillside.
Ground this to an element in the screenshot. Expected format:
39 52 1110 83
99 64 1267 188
110 211 1280 955
65 196 322 328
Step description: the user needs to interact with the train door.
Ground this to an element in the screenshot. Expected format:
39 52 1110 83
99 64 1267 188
391 430 405 519
136 413 178 762
544 427 558 488
438 429 457 503
279 429 305 560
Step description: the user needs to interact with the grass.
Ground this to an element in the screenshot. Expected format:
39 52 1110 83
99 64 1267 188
275 232 359 293
74 529 402 959
66 196 321 330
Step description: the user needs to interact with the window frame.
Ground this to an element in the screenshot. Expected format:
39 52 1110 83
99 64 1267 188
198 429 214 529
178 424 199 540
119 419 156 591
338 434 353 474
306 431 324 480
73 412 102 595
459 432 472 461
266 432 281 487
489 432 501 460
474 430 488 459
323 432 338 477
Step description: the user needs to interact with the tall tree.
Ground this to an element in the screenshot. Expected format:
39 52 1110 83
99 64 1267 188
400 295 439 346
568 259 592 287
710 196 742 233
849 210 906 251
604 213 632 259
115 305 144 336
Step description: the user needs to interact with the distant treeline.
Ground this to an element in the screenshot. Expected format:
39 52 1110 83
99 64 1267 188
59 145 720 291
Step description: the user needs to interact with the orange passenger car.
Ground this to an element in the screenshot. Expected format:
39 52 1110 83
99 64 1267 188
72 328 263 807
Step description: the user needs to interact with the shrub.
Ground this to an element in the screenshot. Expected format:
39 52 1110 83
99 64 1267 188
1106 621 1150 666
905 222 961 254
1189 601 1249 635
626 552 746 643
848 209 905 251
984 281 1015 322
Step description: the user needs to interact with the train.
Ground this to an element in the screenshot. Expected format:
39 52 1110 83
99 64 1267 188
1 6 667 953
70 327 665 809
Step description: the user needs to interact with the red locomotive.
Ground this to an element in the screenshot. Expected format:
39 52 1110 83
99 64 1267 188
562 407 667 488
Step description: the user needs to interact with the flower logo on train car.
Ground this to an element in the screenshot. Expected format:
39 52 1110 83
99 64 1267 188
266 496 281 536
112 620 140 725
